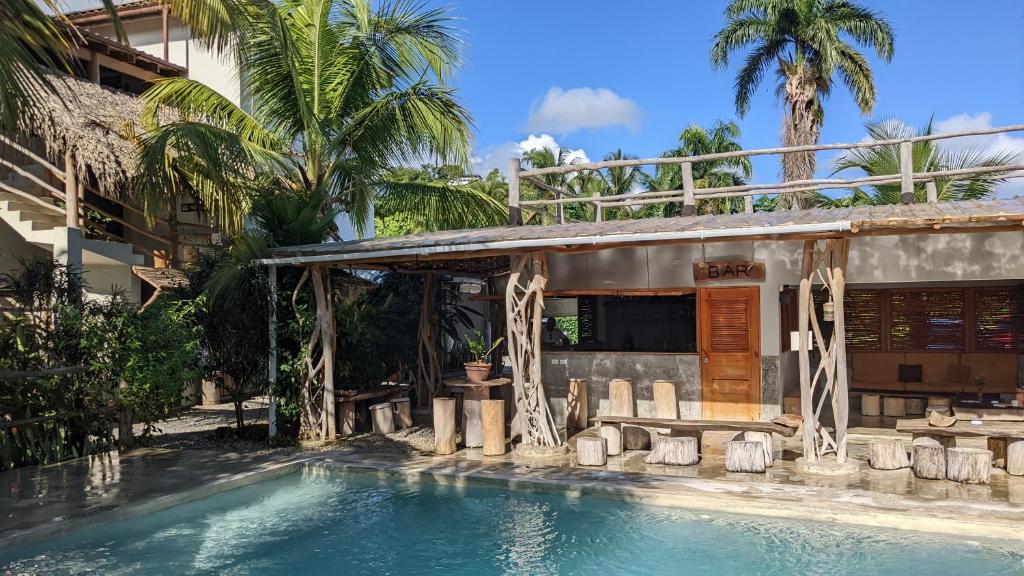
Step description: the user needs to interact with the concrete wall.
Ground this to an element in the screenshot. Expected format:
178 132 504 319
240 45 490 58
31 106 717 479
544 230 1024 420
0 220 47 276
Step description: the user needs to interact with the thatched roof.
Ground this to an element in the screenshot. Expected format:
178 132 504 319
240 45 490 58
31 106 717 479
15 73 174 201
261 198 1024 272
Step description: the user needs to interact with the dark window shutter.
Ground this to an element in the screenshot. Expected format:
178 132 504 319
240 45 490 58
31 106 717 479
889 290 966 351
845 290 882 350
975 287 1024 352
577 296 597 344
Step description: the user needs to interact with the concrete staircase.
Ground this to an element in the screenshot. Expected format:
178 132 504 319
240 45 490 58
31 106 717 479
0 159 144 269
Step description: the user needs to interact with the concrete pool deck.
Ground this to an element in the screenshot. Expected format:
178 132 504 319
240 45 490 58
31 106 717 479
2 432 1024 552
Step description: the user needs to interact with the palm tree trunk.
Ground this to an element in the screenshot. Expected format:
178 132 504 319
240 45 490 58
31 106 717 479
780 67 821 210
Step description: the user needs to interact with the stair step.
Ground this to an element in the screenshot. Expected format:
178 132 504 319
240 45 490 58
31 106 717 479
30 220 59 231
0 190 56 206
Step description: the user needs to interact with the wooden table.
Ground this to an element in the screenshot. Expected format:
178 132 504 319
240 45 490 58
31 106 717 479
335 386 408 435
444 378 510 447
896 418 1024 440
591 415 796 437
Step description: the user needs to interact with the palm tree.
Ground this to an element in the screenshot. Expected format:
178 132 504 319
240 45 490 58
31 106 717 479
711 0 895 208
135 0 497 235
642 120 754 216
820 118 1022 206
521 147 585 223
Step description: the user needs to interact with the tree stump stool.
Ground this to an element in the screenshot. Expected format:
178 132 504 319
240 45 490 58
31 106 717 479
724 440 766 473
481 399 506 456
926 397 952 417
576 436 607 466
1007 438 1024 476
988 437 1007 469
461 386 488 448
339 400 356 436
905 397 926 416
608 378 634 417
622 425 651 450
869 439 910 470
911 437 946 480
566 378 589 432
433 397 457 455
732 431 773 467
391 397 413 430
912 433 956 449
600 425 623 456
653 380 678 419
370 402 395 434
644 437 699 466
861 394 881 416
882 397 906 417
946 447 992 484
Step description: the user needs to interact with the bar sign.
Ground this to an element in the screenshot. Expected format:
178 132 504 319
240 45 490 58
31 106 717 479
693 260 766 283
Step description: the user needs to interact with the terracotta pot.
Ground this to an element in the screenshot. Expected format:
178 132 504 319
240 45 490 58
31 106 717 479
464 362 492 383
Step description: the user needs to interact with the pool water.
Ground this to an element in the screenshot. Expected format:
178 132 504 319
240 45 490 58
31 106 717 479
2 469 1022 575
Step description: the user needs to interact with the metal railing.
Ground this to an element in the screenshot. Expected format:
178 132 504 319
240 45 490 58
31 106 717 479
507 124 1024 224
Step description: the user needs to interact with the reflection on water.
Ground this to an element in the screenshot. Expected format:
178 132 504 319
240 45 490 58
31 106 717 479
2 469 1023 576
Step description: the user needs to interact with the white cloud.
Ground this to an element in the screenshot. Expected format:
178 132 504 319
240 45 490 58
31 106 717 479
472 133 590 177
934 112 1024 196
525 87 641 134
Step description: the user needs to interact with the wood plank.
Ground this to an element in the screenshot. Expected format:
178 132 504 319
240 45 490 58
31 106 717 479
590 416 794 437
896 418 1024 439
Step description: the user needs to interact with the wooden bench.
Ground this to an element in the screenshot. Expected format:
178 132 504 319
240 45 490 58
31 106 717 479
336 387 409 435
896 418 1024 474
590 416 796 438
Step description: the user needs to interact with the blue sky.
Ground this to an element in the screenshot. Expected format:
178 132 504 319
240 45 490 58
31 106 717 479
445 0 1024 189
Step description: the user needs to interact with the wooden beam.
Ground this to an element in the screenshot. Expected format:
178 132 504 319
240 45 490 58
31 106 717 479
73 47 164 82
64 150 79 228
681 161 695 216
508 158 521 225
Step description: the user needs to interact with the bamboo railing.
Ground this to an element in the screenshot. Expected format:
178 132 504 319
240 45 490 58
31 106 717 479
507 124 1024 224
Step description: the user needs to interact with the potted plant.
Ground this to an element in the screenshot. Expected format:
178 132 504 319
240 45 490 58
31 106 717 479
463 331 503 383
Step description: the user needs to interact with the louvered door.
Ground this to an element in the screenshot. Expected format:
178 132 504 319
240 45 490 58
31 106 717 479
699 287 760 421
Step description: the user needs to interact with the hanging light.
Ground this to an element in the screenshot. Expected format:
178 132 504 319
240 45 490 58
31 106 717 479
823 300 835 322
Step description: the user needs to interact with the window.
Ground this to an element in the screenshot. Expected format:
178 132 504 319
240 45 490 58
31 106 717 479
975 287 1024 352
889 290 966 351
545 294 697 353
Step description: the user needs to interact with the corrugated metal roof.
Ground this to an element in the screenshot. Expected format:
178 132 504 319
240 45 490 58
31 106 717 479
262 198 1024 269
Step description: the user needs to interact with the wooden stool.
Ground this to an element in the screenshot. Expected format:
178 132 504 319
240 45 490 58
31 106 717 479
724 440 766 473
869 439 910 470
339 400 356 435
577 437 607 466
600 425 623 456
461 386 488 448
391 397 413 430
861 394 881 416
567 378 589 431
653 380 678 419
370 402 395 434
433 398 456 455
988 437 1008 469
732 431 773 467
926 397 952 417
644 437 699 466
946 447 992 484
882 397 906 417
608 378 634 417
912 437 946 480
622 425 651 450
905 397 926 416
481 399 506 456
1007 438 1024 476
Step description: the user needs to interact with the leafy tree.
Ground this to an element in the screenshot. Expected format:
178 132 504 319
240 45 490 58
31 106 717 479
711 0 895 207
521 147 588 223
643 120 754 216
136 0 493 234
820 118 1023 206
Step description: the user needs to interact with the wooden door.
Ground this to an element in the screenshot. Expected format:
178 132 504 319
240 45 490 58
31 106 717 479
699 286 760 421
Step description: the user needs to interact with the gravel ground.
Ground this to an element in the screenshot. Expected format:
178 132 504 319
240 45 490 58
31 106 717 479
136 398 436 456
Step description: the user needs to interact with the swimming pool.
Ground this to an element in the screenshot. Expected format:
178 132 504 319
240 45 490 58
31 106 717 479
2 468 1022 575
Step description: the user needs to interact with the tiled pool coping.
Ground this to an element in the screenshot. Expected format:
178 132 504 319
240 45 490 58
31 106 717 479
3 448 1023 553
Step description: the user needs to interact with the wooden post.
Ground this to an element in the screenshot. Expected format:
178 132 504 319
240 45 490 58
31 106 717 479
831 239 850 462
162 5 170 61
592 190 602 222
566 378 588 431
608 378 634 417
681 161 696 216
744 194 753 213
508 158 522 225
339 400 356 435
433 397 456 455
267 264 278 438
925 180 938 203
798 240 815 461
556 190 564 224
416 273 440 406
899 140 914 204
482 399 506 456
88 51 101 83
461 387 487 447
311 266 336 440
64 150 79 229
